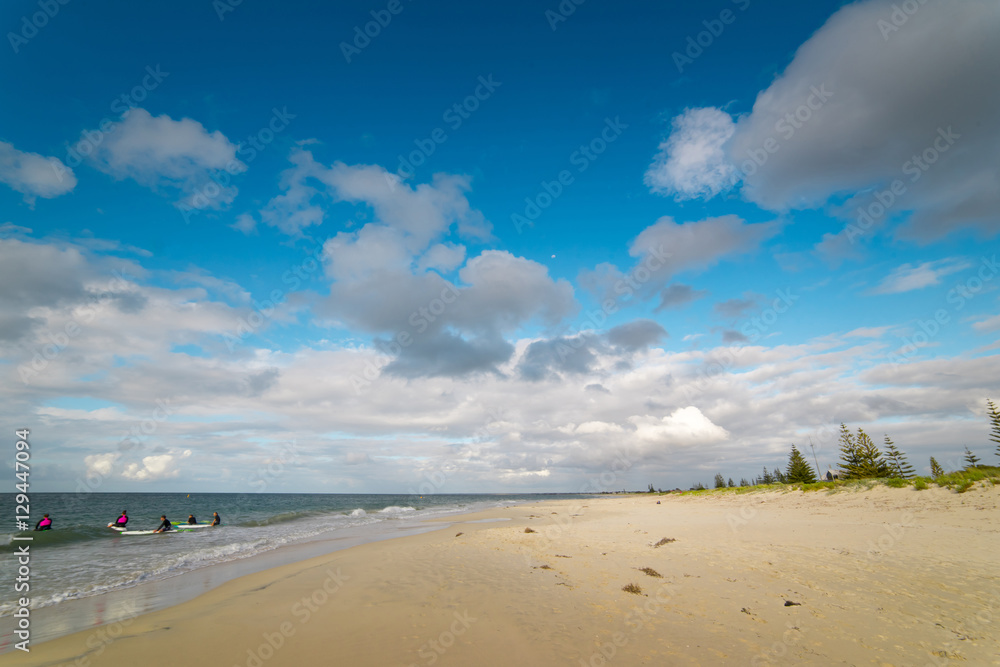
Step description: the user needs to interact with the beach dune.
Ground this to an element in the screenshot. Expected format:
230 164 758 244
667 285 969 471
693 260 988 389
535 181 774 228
8 484 999 666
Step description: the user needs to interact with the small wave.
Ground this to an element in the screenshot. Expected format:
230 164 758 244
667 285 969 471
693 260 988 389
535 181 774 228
0 527 108 552
237 510 322 527
348 509 366 517
378 505 416 514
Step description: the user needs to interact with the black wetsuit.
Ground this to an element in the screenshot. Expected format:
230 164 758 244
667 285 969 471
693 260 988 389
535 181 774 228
157 519 173 532
35 518 52 531
115 516 128 527
187 517 198 524
211 514 221 526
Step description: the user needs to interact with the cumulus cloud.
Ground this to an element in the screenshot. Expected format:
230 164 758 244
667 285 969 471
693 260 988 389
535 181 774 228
265 151 576 378
580 215 777 304
516 319 666 381
656 283 708 311
86 109 242 208
0 140 77 203
648 0 1000 243
714 295 760 319
418 243 466 273
518 334 602 382
606 320 667 352
121 450 191 481
374 251 576 378
262 149 491 242
0 238 106 342
644 108 737 200
7 254 1000 493
629 407 729 446
84 453 118 479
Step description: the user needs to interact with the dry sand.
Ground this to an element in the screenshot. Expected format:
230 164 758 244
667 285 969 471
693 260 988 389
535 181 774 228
7 483 999 666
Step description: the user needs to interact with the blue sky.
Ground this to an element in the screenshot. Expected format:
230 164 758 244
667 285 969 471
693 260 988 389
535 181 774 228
2 0 998 492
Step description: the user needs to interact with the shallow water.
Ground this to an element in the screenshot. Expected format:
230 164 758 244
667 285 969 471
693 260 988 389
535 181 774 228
0 492 581 649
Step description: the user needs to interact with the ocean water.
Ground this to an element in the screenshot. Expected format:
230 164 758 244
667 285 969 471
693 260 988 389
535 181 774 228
1 492 578 617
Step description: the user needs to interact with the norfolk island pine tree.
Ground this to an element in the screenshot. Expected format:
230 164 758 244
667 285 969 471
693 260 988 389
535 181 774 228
987 399 1000 460
786 444 817 483
882 435 915 479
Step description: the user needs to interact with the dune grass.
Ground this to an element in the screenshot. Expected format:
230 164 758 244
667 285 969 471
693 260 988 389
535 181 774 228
653 465 1000 497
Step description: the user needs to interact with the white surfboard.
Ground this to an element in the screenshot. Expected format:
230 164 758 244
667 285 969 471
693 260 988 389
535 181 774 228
174 523 212 530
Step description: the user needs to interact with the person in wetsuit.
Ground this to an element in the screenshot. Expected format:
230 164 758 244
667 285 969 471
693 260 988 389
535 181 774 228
153 515 173 533
186 514 198 524
34 514 52 531
210 512 221 526
115 510 128 527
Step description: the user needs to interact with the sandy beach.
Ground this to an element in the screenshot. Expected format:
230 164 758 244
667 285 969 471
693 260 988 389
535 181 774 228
7 484 999 666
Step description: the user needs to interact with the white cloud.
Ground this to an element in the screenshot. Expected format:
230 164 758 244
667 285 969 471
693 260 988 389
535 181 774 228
86 109 242 207
629 407 730 446
580 215 778 304
0 140 77 203
257 154 578 378
872 258 971 294
648 0 1000 242
84 453 118 478
972 313 1000 333
230 213 257 235
121 451 191 481
261 149 492 243
644 108 737 200
844 326 891 338
418 243 466 273
7 239 999 493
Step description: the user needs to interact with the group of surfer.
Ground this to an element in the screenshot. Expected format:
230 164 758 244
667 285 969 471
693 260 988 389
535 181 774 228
110 510 222 532
32 510 223 532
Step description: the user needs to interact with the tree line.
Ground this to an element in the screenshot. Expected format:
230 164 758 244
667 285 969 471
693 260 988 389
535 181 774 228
685 398 1000 491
